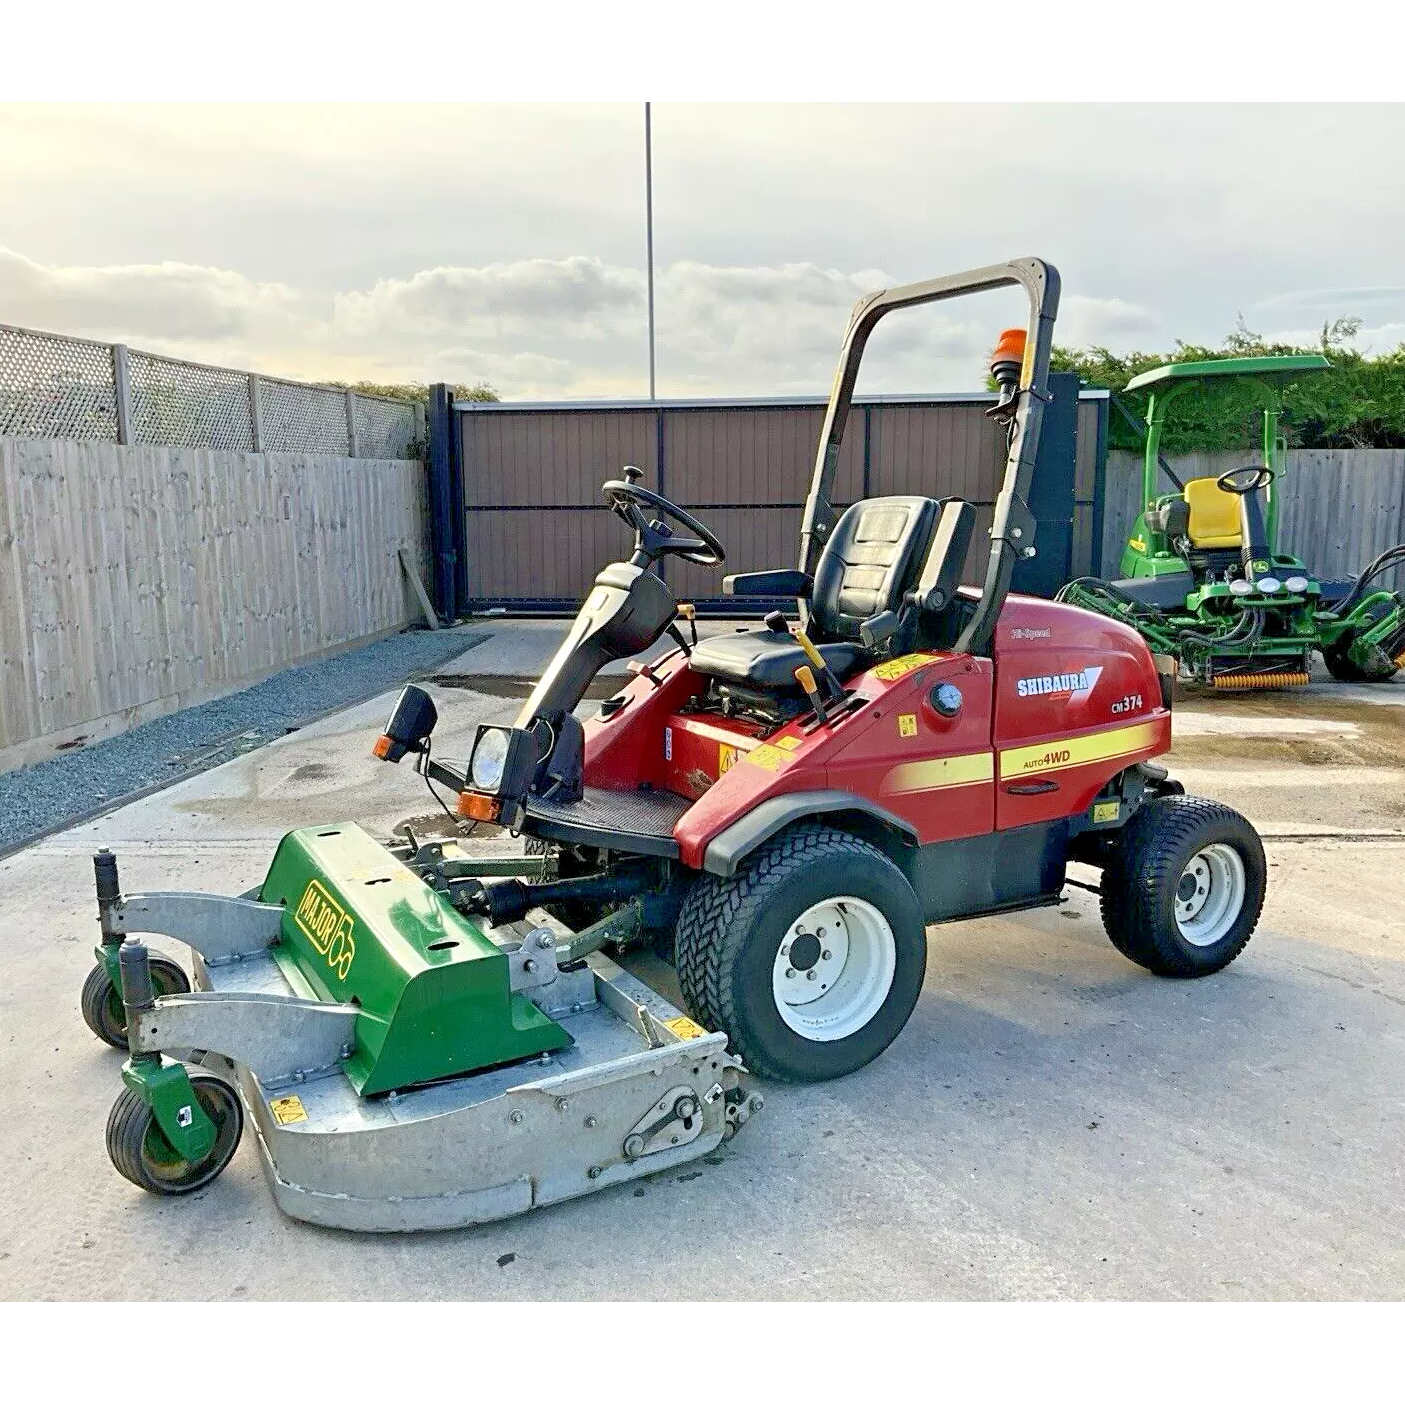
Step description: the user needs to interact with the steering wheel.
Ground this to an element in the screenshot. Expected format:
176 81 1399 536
1217 464 1275 495
602 467 727 567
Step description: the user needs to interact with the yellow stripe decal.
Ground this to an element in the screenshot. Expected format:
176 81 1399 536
882 751 994 795
998 720 1161 780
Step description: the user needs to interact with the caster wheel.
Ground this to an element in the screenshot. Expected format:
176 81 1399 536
105 1073 244 1195
81 956 190 1049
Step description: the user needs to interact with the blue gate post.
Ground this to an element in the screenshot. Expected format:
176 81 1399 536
1012 371 1080 597
449 389 469 614
427 383 457 621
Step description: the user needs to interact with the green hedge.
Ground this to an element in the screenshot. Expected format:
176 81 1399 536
1054 318 1405 452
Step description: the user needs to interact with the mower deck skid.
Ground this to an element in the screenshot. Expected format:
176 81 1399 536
195 942 746 1231
96 830 755 1232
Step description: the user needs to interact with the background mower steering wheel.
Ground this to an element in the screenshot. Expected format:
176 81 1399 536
602 467 727 567
1217 464 1275 496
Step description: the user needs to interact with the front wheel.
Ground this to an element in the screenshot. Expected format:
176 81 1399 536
1100 795 1266 977
675 826 926 1082
81 955 190 1049
106 1072 243 1195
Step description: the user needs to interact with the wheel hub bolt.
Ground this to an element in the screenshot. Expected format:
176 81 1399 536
807 969 818 981
822 949 831 960
785 968 796 978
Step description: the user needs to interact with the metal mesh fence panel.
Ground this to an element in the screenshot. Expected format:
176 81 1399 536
354 395 417 459
0 324 118 441
259 378 351 455
128 351 254 450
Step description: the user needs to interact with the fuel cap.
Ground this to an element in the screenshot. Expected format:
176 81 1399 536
931 682 963 717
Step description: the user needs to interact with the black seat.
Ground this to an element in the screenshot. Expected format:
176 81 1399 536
690 495 940 689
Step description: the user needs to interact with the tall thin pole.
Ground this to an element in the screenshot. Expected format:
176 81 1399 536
645 101 656 401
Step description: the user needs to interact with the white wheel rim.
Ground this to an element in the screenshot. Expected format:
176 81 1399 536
1174 843 1246 947
771 896 896 1042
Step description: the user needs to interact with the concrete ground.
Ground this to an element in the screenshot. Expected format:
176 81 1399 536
2 622 1403 1300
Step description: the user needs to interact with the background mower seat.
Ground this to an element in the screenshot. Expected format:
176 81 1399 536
1183 477 1242 549
690 494 941 690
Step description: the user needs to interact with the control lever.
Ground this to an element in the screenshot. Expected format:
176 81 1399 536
764 610 842 699
676 602 699 650
794 666 829 725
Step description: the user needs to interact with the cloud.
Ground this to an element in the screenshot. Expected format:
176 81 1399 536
1055 294 1158 346
1254 286 1405 313
0 244 1113 398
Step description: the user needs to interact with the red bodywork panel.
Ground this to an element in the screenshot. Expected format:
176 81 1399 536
581 593 1170 870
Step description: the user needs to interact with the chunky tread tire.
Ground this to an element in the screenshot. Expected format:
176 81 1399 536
105 1073 243 1196
81 956 190 1050
675 825 926 1082
1100 795 1265 977
1322 646 1397 683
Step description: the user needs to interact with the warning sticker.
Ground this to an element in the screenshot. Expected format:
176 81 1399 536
663 1015 708 1041
718 744 739 774
1092 800 1120 823
774 735 802 751
743 744 791 772
870 653 937 683
898 713 918 738
270 1095 308 1126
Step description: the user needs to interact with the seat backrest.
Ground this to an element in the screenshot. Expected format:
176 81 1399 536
1183 477 1241 549
811 495 939 641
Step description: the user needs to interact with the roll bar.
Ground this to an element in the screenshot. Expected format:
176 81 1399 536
798 256 1061 658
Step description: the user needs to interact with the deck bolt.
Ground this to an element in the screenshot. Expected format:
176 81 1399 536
539 934 555 948
670 1135 679 1144
585 1115 597 1128
523 958 537 974
509 1110 524 1125
557 1098 571 1112
588 1165 603 1179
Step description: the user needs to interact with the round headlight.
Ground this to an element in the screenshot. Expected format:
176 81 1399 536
1286 575 1309 593
470 728 511 791
1229 579 1254 596
1257 576 1282 593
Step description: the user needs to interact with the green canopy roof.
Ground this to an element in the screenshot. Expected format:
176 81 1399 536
1125 353 1331 393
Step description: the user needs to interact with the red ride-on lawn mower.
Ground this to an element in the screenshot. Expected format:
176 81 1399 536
382 256 1267 1084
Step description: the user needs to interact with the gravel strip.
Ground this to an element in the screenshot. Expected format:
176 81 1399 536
0 627 486 855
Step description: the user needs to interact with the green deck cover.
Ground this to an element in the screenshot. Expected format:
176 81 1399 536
260 824 569 1095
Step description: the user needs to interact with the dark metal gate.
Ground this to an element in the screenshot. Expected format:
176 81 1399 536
425 380 1107 617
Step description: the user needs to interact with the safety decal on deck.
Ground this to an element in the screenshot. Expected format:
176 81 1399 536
718 744 739 774
270 1095 309 1126
774 735 803 751
1093 800 1120 823
870 652 937 682
663 1015 708 1041
743 743 792 772
898 713 918 738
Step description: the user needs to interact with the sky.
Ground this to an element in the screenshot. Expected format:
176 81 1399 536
3 102 1404 400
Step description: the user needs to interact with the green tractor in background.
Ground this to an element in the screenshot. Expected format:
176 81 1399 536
1058 354 1405 689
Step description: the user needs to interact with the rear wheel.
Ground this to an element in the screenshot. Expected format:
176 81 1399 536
1100 795 1265 977
675 826 926 1082
81 956 190 1050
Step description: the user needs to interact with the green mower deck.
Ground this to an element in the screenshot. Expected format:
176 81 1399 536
87 827 758 1231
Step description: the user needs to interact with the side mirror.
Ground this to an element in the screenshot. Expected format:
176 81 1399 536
373 685 438 763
